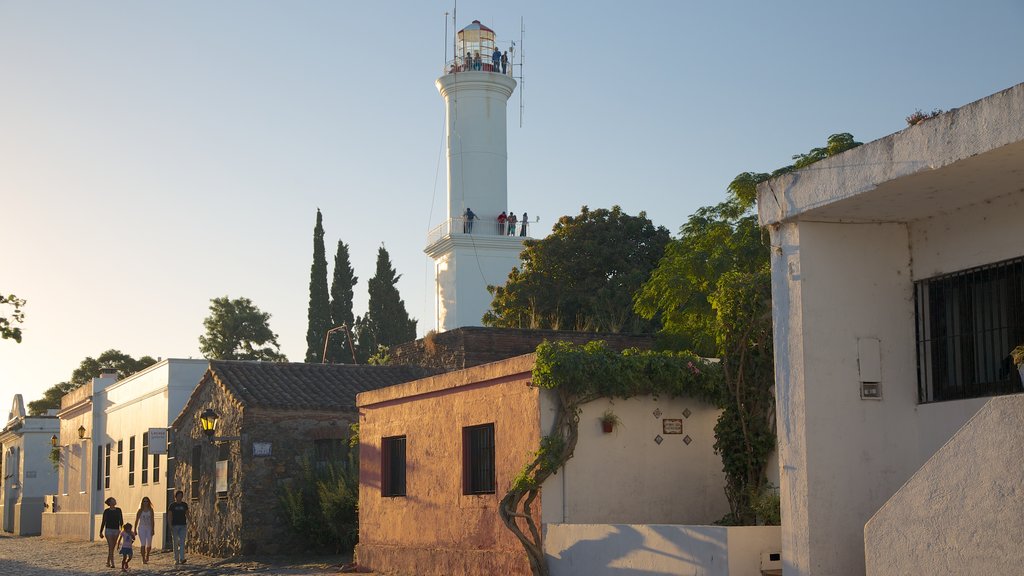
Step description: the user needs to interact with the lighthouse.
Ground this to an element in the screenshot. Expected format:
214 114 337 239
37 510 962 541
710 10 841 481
425 20 525 332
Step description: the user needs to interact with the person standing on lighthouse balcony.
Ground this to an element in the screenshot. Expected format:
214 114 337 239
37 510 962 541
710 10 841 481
497 211 507 235
501 51 509 74
507 212 518 235
491 47 501 72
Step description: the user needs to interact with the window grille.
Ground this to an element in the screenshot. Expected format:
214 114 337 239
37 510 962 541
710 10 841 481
104 444 111 489
141 433 149 485
117 440 123 467
314 438 347 473
96 446 104 491
463 423 495 495
128 436 136 486
381 436 407 497
916 256 1024 402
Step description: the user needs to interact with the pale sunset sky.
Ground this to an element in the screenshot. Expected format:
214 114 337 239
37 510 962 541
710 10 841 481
2 0 1022 408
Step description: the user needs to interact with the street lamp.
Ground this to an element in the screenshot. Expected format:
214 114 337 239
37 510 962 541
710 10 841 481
77 425 90 440
50 434 58 447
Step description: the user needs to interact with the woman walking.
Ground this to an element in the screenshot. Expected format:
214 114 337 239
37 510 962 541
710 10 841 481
99 497 123 568
135 496 156 564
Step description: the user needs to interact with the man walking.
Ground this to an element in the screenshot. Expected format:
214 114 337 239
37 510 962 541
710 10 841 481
168 490 189 565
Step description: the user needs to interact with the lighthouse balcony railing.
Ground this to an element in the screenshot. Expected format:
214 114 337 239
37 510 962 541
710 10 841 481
427 217 533 245
443 57 513 77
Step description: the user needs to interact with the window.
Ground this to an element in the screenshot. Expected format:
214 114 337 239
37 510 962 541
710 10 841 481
153 450 160 485
463 423 495 495
128 436 136 486
117 440 123 467
190 444 201 500
141 433 149 485
314 438 347 472
104 444 111 489
381 436 406 497
96 446 104 491
916 256 1024 402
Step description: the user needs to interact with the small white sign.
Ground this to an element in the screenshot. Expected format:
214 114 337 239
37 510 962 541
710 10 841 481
252 442 272 457
148 428 168 455
216 460 228 493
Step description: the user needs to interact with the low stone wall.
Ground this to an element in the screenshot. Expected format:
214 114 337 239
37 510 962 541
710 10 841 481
544 524 781 576
41 511 92 540
865 394 1024 576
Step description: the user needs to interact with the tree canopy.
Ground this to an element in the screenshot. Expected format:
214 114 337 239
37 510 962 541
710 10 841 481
1 293 26 343
27 349 157 415
306 209 332 362
327 240 358 364
353 246 416 362
199 296 287 361
483 205 671 333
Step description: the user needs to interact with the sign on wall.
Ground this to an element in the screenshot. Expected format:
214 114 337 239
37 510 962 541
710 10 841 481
662 419 683 434
148 428 168 455
252 442 272 457
216 460 228 493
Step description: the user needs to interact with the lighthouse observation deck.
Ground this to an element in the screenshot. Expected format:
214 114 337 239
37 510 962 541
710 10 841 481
426 215 536 246
443 19 515 77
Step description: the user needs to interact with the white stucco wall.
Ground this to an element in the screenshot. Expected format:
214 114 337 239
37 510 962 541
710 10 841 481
760 84 1024 576
865 394 1024 576
540 394 730 526
1 398 59 535
93 359 207 544
545 524 781 576
429 237 525 331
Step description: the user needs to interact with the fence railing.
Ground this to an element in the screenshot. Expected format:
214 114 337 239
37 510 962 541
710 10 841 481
427 216 534 245
443 56 513 76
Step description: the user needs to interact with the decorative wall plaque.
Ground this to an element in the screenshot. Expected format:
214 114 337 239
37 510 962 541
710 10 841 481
662 419 683 434
652 408 663 419
654 435 664 445
252 442 272 457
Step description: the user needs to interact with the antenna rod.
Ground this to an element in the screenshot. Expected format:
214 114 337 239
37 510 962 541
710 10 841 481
453 1 457 73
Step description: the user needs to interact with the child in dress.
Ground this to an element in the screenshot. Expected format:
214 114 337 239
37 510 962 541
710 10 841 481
116 522 135 571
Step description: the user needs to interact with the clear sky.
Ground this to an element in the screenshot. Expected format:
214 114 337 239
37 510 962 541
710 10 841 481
2 0 1022 409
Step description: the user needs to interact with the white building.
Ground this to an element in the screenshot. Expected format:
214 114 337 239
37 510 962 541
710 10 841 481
758 83 1024 575
425 20 527 331
1 394 58 535
42 359 208 545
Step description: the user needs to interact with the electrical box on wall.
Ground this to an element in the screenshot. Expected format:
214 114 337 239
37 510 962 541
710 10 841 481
858 337 882 400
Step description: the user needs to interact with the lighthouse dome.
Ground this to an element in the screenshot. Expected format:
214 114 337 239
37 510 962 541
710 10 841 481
456 20 499 71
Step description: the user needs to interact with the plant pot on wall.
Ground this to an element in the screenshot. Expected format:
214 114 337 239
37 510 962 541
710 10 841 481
600 409 620 434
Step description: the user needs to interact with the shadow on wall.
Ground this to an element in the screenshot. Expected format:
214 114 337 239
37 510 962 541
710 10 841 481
547 524 729 576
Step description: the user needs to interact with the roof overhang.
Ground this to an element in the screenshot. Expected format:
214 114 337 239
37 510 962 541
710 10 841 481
758 83 1024 226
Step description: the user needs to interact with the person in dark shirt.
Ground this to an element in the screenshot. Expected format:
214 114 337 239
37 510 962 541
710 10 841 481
168 490 190 565
99 497 123 569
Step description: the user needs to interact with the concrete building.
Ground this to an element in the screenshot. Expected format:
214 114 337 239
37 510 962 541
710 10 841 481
1 394 58 535
356 354 766 576
425 20 528 331
169 360 437 557
41 359 208 546
757 82 1024 575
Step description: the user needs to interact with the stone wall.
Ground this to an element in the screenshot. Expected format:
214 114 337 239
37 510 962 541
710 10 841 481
172 381 356 557
389 326 656 371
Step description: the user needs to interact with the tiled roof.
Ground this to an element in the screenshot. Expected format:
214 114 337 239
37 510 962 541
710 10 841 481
207 360 441 411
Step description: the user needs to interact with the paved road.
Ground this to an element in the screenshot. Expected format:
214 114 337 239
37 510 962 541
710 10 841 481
0 534 356 576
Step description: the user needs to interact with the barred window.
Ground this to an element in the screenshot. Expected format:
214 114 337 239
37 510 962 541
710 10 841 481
141 433 149 485
381 436 407 497
128 436 136 486
916 256 1024 402
104 444 111 489
463 423 495 495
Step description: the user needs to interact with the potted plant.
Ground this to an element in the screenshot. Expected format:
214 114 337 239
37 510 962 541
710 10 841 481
599 409 621 434
1011 345 1024 383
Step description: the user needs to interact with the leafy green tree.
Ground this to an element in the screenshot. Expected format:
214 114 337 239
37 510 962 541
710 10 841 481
353 246 416 362
1 293 26 343
27 349 157 415
305 209 332 362
199 296 287 361
635 132 861 524
326 240 358 364
484 205 670 333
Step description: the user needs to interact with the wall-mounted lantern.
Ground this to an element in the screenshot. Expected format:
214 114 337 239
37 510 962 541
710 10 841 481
77 425 90 440
198 408 241 443
50 434 59 447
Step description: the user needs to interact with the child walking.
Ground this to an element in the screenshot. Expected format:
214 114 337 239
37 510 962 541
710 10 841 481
116 522 135 571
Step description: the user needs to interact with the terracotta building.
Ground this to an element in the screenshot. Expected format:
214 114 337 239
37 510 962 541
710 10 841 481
169 360 438 556
357 354 731 575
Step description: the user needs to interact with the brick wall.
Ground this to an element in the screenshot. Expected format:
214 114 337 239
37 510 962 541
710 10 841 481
388 327 656 371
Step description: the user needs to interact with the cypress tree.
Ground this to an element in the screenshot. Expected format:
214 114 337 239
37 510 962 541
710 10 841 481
326 240 358 364
305 209 332 362
355 245 416 361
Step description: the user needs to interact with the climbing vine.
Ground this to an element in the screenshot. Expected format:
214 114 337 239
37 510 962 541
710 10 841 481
499 340 723 576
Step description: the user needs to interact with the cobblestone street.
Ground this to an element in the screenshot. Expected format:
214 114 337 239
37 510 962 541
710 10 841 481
0 534 355 576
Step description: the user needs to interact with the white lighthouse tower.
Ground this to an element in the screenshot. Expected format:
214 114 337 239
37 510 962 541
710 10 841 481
425 20 526 331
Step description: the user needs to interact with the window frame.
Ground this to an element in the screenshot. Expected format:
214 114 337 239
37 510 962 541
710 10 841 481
128 436 136 486
915 256 1024 403
380 435 407 498
463 423 496 495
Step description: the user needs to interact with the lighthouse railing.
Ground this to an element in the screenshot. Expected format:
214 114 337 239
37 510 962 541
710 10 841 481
443 57 513 76
427 217 534 245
